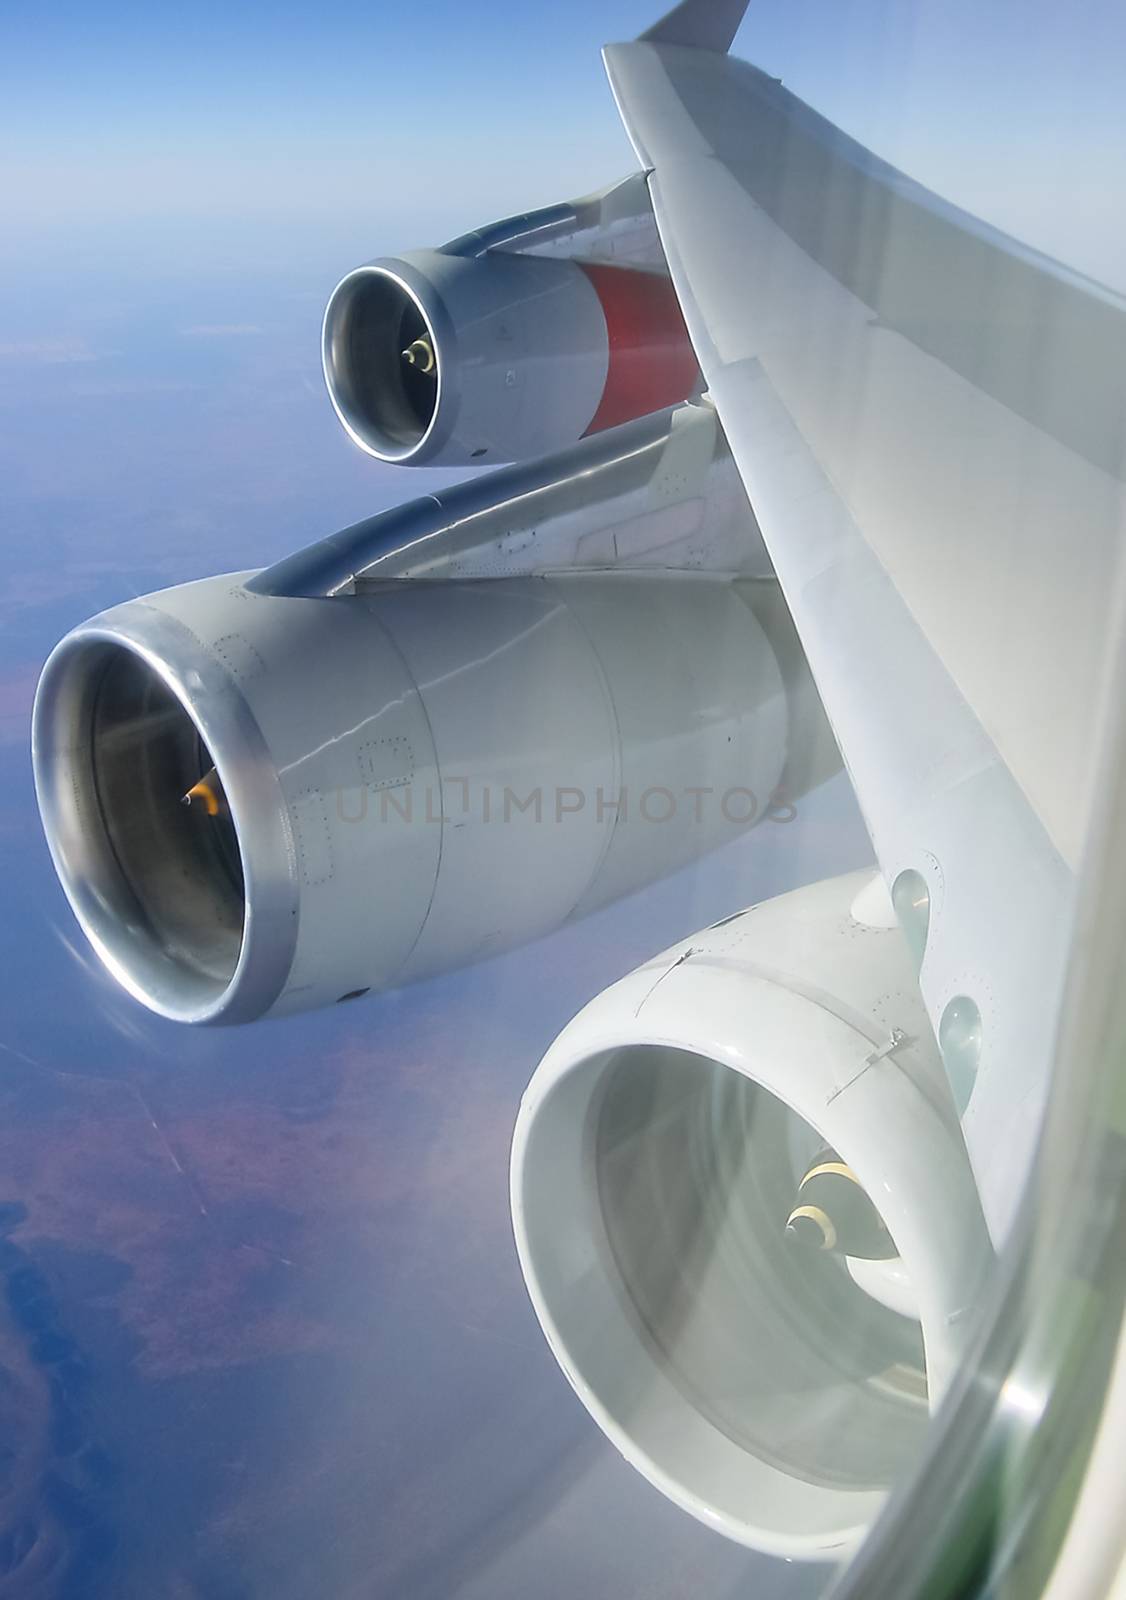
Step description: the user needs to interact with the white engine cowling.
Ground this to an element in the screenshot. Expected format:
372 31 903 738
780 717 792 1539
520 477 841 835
32 573 817 1025
322 249 700 467
511 870 990 1561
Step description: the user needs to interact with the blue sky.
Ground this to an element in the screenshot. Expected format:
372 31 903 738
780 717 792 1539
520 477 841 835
3 0 1125 284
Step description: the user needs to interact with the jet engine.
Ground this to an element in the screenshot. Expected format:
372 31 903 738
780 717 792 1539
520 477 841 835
511 870 990 1560
32 570 826 1025
322 248 699 466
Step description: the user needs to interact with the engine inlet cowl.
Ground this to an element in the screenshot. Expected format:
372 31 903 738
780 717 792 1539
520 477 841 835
322 249 699 467
511 871 990 1560
33 572 789 1024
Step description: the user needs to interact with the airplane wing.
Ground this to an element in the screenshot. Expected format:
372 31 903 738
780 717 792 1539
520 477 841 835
603 0 1126 1243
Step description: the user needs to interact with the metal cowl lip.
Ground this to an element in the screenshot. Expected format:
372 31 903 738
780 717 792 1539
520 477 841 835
321 257 460 466
32 603 299 1026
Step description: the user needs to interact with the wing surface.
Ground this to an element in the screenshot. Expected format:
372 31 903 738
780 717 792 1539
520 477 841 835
604 17 1126 1239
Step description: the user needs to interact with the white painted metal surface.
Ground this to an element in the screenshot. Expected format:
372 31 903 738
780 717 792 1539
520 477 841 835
603 36 1126 1245
512 870 988 1559
324 249 610 466
34 570 801 1022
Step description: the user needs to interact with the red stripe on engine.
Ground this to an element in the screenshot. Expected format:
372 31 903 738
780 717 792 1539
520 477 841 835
580 263 700 435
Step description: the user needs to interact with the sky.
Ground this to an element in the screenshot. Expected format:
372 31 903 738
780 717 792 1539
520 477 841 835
0 2 1121 1595
3 0 1126 284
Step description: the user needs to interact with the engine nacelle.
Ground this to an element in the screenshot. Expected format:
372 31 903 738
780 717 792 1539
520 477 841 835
33 573 815 1025
511 871 990 1561
322 249 699 467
